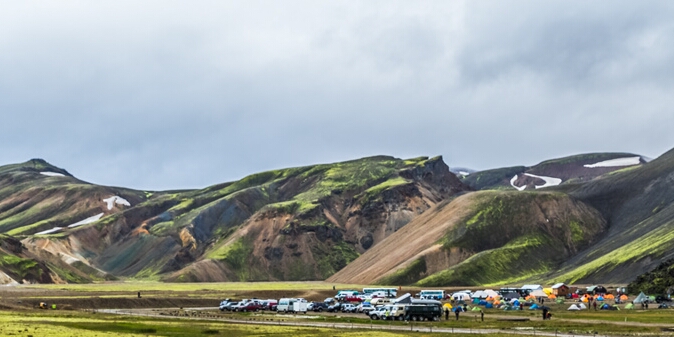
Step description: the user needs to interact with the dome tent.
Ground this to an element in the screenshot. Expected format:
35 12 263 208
567 304 581 311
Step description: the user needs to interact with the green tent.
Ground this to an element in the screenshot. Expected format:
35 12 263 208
556 298 564 304
624 303 634 310
472 307 482 312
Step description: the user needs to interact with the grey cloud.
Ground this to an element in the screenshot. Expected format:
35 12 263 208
0 1 673 190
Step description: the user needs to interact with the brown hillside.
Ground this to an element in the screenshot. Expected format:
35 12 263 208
327 194 475 284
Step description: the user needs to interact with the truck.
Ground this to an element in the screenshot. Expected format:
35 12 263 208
404 304 442 321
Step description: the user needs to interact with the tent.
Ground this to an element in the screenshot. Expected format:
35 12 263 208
473 298 480 304
530 289 548 298
529 304 539 310
633 292 649 304
471 307 482 312
485 303 494 309
548 294 557 299
484 290 499 298
556 298 564 304
472 291 486 299
443 303 453 310
620 295 628 301
579 303 587 310
605 294 615 300
571 293 579 299
543 288 553 295
567 304 581 311
597 296 604 301
478 300 487 306
624 303 634 310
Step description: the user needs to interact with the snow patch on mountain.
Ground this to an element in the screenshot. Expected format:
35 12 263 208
524 173 562 189
510 175 527 191
67 213 104 228
103 196 131 210
584 156 641 168
35 227 63 235
40 172 65 177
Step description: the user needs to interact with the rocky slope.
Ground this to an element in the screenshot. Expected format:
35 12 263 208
0 156 469 283
332 149 674 287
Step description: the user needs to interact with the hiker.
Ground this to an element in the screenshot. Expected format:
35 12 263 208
519 303 523 311
547 312 552 320
455 308 460 321
463 304 467 312
542 308 548 320
138 291 141 299
645 302 649 310
593 301 597 311
480 310 484 322
384 309 389 320
445 307 450 320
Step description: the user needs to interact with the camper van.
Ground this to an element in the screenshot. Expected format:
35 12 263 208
335 290 359 300
419 290 445 300
277 298 306 313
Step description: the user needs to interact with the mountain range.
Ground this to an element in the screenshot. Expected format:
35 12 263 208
0 149 672 287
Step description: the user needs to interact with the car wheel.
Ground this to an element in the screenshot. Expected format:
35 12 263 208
318 308 323 312
398 316 404 321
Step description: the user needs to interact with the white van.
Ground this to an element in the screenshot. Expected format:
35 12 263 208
278 298 307 313
335 290 359 300
370 298 393 306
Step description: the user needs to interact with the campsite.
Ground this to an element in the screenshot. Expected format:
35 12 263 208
1 281 673 336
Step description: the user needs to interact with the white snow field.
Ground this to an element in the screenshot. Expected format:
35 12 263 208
510 175 527 191
35 227 63 235
584 156 641 168
524 173 562 189
67 213 104 228
103 196 131 210
40 172 65 177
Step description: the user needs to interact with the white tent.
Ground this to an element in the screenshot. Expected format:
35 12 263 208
579 303 587 310
567 304 581 311
484 289 499 298
472 291 486 299
530 289 548 298
633 292 649 304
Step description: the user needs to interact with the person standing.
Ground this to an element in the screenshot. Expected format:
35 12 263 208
480 310 484 322
445 307 450 321
455 308 460 321
593 301 597 311
542 308 548 320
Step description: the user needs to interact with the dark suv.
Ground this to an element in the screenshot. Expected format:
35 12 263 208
311 302 329 312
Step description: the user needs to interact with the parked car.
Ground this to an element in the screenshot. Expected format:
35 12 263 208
309 302 329 312
324 298 336 305
219 299 237 311
369 305 393 320
327 303 342 312
230 302 246 312
237 302 263 312
261 299 278 311
356 303 374 313
341 303 357 313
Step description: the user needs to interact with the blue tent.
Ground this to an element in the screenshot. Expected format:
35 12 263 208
485 303 494 309
478 300 487 306
513 300 520 307
529 304 539 310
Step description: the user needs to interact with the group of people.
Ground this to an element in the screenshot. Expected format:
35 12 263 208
443 304 484 321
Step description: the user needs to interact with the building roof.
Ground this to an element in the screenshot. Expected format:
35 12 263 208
521 284 543 290
551 283 567 289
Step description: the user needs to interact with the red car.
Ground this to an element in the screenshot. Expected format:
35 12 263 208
237 302 263 312
344 296 363 303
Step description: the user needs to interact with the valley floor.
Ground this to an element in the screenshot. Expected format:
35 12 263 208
0 282 672 336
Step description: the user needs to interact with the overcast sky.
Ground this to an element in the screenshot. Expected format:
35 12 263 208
1 1 673 190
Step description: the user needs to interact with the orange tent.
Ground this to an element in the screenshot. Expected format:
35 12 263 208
548 294 557 299
605 294 615 300
620 295 628 301
582 297 589 302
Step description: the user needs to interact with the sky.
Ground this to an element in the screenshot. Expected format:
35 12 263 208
1 1 673 190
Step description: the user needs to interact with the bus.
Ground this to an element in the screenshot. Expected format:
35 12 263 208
419 290 445 300
362 287 397 298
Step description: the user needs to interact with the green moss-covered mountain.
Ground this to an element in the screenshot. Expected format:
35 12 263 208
0 156 468 283
330 148 674 287
627 259 674 295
